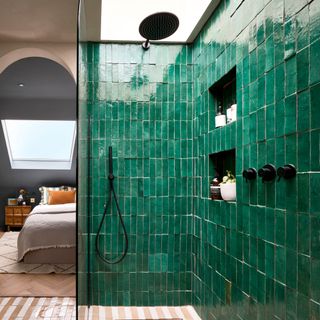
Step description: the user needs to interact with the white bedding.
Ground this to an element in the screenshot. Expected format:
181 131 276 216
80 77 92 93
17 203 76 262
31 203 76 214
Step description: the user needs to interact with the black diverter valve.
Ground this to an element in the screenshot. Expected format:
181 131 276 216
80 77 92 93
258 164 276 182
277 164 296 181
242 168 257 182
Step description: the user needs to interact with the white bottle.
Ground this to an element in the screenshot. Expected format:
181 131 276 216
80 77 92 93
215 105 226 128
226 106 233 123
230 102 237 122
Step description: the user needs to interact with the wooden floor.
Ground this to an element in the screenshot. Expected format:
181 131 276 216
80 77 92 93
0 274 76 297
0 230 75 297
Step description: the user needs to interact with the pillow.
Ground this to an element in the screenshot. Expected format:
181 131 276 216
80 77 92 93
47 190 76 205
39 186 77 205
39 186 62 205
61 186 77 192
59 186 77 202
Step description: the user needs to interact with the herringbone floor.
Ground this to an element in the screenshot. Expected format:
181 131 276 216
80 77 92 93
0 274 75 297
0 231 75 297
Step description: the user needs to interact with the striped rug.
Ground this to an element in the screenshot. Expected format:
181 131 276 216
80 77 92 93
0 297 75 319
78 305 201 320
0 297 201 320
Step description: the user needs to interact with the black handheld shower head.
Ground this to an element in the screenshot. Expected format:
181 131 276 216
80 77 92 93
139 12 179 50
96 145 128 264
108 146 114 180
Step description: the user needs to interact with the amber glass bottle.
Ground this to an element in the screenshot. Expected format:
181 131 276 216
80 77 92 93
210 175 222 200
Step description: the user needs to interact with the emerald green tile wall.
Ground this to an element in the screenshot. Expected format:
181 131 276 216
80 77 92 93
78 0 320 317
192 0 320 319
78 43 194 306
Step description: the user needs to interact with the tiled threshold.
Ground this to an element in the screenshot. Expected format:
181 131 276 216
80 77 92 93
0 297 75 319
78 305 202 320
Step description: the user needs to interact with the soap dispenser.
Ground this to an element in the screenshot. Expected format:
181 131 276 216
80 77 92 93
215 103 226 128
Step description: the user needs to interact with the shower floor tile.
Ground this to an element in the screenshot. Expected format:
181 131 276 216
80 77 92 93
78 305 201 320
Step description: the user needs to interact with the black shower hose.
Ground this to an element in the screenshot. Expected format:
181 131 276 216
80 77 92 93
95 148 128 264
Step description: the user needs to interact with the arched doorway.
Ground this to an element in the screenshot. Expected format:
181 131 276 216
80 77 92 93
0 56 76 297
0 48 75 80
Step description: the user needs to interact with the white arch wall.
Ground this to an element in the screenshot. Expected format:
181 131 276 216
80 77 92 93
0 42 76 81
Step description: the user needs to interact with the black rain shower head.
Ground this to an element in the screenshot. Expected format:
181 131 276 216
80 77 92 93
139 12 179 50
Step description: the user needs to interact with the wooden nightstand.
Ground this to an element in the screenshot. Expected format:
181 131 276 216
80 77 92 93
5 205 32 231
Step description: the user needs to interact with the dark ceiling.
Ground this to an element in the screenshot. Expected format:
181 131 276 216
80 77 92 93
0 57 76 99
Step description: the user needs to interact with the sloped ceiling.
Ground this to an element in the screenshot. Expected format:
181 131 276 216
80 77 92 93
0 0 78 43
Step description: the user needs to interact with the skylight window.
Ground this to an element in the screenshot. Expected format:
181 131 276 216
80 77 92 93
1 120 76 170
101 0 215 42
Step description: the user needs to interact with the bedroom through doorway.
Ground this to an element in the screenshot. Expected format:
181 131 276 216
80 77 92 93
0 0 78 306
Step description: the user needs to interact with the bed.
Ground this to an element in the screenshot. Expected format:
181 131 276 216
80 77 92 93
17 203 76 264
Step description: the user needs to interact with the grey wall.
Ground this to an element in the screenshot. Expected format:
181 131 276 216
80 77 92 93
0 57 76 230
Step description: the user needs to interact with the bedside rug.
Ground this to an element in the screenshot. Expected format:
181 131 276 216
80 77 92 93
0 232 75 274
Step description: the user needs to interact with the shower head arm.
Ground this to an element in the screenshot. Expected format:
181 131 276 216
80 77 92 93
142 39 150 50
139 12 179 50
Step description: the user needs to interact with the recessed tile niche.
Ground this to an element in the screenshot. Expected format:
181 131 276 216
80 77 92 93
209 149 236 182
209 67 236 118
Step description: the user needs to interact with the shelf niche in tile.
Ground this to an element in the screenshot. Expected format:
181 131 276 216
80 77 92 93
209 149 236 182
209 67 236 125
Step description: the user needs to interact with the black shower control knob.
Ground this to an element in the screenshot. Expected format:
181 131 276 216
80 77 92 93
277 164 296 180
242 168 257 181
258 164 276 182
